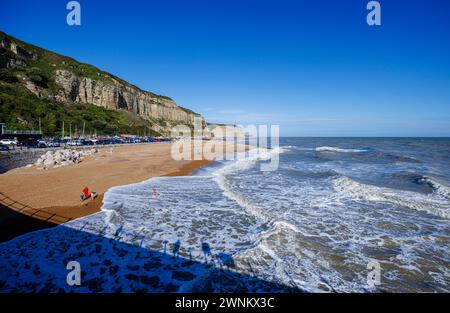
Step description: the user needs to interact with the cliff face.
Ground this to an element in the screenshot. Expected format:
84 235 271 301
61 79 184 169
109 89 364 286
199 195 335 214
0 31 204 134
54 69 202 126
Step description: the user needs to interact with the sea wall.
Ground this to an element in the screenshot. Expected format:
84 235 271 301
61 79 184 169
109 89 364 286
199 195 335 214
0 149 45 173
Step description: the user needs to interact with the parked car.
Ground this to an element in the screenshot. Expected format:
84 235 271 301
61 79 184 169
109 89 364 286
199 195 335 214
0 144 9 151
111 138 124 144
48 140 61 147
143 137 156 143
37 140 48 148
96 139 110 145
0 139 17 145
82 140 94 146
67 140 83 146
20 138 38 148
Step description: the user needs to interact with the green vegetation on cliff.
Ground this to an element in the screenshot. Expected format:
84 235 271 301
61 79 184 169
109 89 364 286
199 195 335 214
0 31 203 136
0 83 161 137
0 31 172 99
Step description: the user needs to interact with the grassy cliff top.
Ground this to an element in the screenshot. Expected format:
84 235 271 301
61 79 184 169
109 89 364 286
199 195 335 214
0 31 173 100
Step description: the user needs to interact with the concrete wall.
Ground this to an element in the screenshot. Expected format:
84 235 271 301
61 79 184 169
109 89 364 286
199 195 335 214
0 143 145 173
0 149 45 173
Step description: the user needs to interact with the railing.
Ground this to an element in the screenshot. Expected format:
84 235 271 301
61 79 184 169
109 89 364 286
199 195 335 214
0 191 72 224
3 130 42 135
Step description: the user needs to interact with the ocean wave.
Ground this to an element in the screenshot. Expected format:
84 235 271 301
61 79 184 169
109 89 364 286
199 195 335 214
281 145 296 149
416 176 450 199
238 220 370 293
213 147 286 220
385 153 422 163
103 201 125 227
333 176 450 219
214 147 286 177
281 146 367 153
315 146 368 153
388 172 450 198
281 146 316 152
280 168 339 179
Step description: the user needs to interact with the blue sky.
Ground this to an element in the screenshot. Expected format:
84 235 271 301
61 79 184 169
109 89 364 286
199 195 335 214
1 0 450 136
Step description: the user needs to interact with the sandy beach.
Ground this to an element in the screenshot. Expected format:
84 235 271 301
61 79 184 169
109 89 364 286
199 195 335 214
0 141 245 241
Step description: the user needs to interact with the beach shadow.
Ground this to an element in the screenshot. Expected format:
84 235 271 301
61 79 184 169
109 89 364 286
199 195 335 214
201 242 212 264
216 252 235 269
172 239 181 258
0 202 57 242
0 192 73 242
0 222 302 293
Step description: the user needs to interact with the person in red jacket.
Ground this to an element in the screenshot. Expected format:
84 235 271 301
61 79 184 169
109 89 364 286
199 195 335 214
81 186 89 201
81 186 92 201
80 186 97 201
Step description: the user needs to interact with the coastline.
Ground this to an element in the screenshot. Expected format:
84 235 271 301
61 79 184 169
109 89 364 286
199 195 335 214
0 141 237 242
40 159 212 221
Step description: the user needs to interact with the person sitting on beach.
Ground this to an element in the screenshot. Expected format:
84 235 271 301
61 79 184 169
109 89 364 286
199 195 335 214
80 186 89 201
80 186 97 201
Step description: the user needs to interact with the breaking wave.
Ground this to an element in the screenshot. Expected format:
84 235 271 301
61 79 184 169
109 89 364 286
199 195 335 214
2 138 449 293
416 176 450 200
333 176 450 219
315 146 369 153
213 147 286 220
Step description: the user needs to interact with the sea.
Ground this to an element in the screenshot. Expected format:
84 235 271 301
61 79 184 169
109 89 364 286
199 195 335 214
0 138 449 292
101 137 450 292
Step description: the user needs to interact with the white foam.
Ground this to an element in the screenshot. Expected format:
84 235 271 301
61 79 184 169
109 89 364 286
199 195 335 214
100 175 267 260
315 146 368 153
1 140 448 293
282 145 321 151
213 147 286 220
333 176 450 219
418 176 450 199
